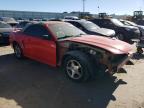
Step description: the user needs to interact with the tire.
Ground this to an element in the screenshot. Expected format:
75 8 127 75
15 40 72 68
13 43 23 59
116 33 124 41
62 51 94 82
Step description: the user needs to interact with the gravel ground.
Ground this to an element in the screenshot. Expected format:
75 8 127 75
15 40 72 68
0 45 144 108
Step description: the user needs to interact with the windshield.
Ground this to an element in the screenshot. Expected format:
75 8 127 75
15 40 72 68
80 21 100 30
0 22 12 28
48 23 86 39
121 20 131 26
111 19 124 26
64 16 79 20
126 21 137 26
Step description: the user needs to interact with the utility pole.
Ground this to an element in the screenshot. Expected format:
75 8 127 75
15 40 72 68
82 0 86 13
97 0 100 13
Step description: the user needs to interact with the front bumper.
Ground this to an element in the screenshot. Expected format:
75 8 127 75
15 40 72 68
98 52 133 75
108 53 133 74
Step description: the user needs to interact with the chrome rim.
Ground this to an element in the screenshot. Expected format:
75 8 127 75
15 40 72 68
14 45 21 58
66 60 83 80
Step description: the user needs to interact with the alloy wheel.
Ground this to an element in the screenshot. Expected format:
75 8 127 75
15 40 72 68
66 60 83 80
14 45 22 58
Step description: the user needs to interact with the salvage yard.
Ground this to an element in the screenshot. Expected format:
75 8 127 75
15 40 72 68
0 45 144 108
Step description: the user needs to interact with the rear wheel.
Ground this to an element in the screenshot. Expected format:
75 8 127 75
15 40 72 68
63 51 94 82
13 44 23 59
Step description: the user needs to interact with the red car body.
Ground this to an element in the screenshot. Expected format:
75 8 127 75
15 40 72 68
10 21 133 78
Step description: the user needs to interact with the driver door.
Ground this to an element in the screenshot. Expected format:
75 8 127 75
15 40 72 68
24 24 57 66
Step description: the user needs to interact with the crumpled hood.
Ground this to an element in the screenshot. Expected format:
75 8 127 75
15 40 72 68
90 28 115 37
65 35 133 54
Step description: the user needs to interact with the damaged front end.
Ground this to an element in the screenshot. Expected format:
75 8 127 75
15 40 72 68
59 40 133 75
99 52 133 74
84 47 133 75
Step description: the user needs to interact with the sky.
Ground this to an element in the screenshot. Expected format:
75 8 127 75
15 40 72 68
0 0 144 15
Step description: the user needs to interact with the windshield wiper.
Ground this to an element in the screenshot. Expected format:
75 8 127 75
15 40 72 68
58 34 84 39
58 35 74 39
76 33 85 37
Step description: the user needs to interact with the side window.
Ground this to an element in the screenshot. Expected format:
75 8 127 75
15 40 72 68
23 24 51 39
70 22 83 30
75 22 83 28
103 20 113 26
23 25 36 36
68 21 76 26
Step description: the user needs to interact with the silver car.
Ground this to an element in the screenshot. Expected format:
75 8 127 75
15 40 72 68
0 21 14 44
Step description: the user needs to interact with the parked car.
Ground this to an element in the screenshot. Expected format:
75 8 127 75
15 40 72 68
135 20 144 26
65 19 115 37
120 20 144 54
0 21 14 44
10 21 133 82
15 21 31 30
64 16 80 20
0 17 18 27
90 18 140 43
48 18 64 21
120 19 144 37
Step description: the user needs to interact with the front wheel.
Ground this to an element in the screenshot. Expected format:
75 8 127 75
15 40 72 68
62 51 94 82
13 44 23 59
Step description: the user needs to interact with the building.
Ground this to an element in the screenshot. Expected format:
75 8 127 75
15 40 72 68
0 10 129 20
0 10 82 19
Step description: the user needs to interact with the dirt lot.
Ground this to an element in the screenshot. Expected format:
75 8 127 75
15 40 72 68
0 45 144 108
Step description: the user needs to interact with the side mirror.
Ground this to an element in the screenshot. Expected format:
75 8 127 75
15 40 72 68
42 35 51 40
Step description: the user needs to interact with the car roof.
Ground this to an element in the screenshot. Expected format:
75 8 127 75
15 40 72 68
0 21 12 27
0 21 8 24
65 19 87 22
43 21 70 25
23 21 71 27
91 18 111 20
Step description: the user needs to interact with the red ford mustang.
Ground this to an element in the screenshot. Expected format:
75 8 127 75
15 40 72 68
10 21 133 82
